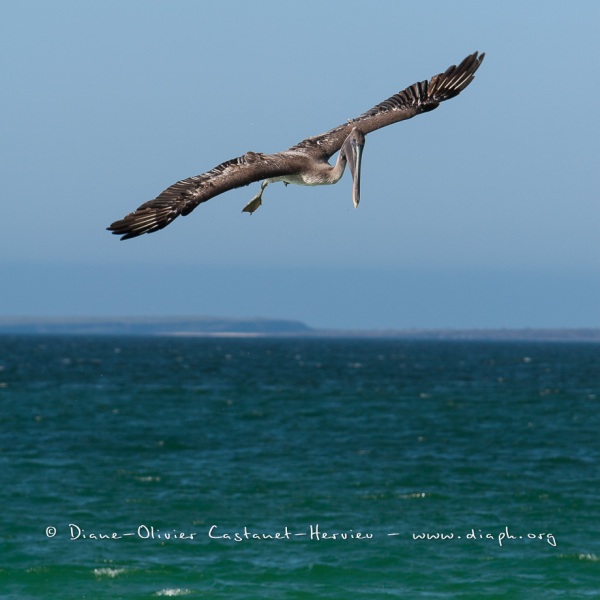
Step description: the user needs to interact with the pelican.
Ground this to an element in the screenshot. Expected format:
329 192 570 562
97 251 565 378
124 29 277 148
108 52 484 240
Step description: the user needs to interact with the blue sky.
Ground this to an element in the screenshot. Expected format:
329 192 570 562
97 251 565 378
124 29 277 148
1 0 598 329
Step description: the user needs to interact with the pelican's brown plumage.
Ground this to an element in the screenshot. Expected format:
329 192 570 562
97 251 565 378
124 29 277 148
108 52 484 240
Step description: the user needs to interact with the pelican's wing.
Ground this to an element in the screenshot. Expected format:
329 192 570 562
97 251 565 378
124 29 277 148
292 52 484 159
108 151 291 239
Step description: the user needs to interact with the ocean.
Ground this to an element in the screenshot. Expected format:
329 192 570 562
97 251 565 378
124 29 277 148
1 336 599 598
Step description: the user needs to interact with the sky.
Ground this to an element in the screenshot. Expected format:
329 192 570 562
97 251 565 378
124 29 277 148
1 0 599 329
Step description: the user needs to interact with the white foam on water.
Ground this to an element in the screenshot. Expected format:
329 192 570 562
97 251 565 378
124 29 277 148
93 567 126 578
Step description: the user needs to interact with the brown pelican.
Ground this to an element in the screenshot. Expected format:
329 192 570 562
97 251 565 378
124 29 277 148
108 52 484 240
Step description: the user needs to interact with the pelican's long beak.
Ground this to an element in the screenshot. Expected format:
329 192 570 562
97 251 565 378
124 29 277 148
347 139 364 208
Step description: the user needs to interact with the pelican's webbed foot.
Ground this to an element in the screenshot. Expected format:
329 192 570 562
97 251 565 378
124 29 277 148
242 180 269 214
242 195 262 214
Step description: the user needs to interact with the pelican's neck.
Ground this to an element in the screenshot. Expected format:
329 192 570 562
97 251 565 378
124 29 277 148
328 152 347 184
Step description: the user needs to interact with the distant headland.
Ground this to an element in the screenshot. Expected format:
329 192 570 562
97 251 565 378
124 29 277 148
0 317 598 342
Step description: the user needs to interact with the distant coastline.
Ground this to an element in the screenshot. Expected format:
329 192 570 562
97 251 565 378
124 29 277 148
0 317 598 342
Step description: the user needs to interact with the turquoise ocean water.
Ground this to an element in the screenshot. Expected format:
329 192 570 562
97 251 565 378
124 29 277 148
1 336 599 598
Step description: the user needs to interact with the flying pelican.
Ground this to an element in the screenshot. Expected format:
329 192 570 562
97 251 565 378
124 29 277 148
108 52 484 240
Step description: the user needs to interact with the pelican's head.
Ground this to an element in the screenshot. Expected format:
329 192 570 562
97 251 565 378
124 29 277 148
343 127 365 208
